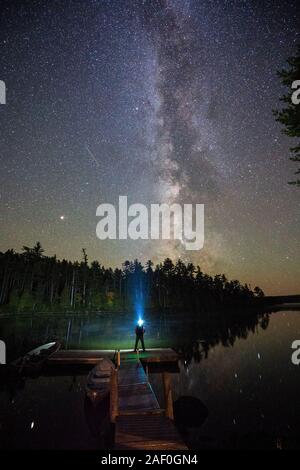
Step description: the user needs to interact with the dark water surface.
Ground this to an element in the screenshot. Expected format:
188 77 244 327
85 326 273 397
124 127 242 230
152 310 300 448
0 310 299 449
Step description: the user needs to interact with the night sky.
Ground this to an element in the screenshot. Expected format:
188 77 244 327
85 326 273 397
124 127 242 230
0 0 299 295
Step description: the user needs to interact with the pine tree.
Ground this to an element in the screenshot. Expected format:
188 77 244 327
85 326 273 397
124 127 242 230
274 45 300 186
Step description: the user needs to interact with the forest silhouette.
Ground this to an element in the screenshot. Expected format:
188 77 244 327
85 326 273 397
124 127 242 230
0 242 264 314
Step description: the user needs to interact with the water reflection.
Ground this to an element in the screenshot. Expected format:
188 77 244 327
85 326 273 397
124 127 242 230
0 309 270 363
0 310 300 449
166 310 300 449
176 311 270 366
174 396 208 428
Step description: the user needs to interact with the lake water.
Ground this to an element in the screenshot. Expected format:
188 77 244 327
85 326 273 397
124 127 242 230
0 310 299 449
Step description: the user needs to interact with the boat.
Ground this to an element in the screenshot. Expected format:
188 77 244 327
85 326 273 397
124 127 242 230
85 358 114 405
12 341 61 376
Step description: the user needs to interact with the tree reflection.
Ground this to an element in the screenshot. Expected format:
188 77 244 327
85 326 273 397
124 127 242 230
176 311 270 366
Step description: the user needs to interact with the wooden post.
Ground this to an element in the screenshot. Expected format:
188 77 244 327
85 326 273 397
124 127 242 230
163 372 174 420
117 350 121 369
110 367 118 423
136 348 140 366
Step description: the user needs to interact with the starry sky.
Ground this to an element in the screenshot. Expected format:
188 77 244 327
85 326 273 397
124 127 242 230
0 0 299 295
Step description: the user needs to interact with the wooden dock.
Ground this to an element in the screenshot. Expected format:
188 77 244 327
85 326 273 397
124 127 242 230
113 351 187 450
47 348 179 366
118 360 160 414
47 349 111 365
115 414 187 450
47 347 187 449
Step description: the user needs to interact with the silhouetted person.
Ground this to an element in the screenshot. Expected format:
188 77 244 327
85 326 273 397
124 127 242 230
134 321 146 352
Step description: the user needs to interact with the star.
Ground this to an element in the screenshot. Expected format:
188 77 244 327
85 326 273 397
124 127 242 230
0 0 298 295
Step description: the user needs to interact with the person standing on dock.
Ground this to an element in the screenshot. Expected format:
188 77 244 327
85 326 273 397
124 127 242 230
134 319 146 352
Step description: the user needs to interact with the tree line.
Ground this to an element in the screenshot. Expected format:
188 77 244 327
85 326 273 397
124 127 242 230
0 242 264 313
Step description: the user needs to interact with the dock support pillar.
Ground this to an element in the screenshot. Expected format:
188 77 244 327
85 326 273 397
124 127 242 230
163 372 174 420
117 350 121 369
110 367 119 423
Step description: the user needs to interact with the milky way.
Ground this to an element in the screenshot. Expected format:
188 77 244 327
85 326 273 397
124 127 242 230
0 0 299 294
145 1 222 200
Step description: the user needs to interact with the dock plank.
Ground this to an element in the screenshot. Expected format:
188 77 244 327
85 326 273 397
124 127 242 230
47 349 112 365
47 348 179 366
119 382 160 412
118 362 148 386
115 415 187 450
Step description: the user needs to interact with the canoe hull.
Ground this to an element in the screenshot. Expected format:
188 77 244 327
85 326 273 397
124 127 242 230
12 341 61 376
85 358 114 406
